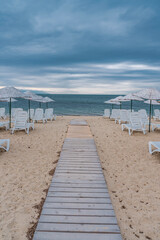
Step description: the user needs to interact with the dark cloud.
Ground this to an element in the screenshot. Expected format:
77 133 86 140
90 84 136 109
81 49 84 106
0 0 160 93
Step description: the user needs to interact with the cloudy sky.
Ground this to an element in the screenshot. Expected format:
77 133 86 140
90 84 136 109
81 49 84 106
0 0 160 94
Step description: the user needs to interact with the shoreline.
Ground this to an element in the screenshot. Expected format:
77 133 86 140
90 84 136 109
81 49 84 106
0 116 160 240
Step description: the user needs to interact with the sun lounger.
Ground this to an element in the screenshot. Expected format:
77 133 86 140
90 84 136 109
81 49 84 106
0 121 9 130
119 110 129 124
34 108 47 123
149 141 160 154
11 111 33 134
0 139 10 151
122 112 146 135
103 109 110 118
153 109 160 120
45 108 56 121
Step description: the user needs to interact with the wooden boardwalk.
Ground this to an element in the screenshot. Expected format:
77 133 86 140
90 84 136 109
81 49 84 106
33 120 122 240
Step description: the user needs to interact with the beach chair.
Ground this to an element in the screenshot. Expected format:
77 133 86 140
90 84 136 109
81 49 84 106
149 141 160 154
34 108 47 123
138 109 147 117
45 108 56 121
0 121 9 130
122 112 146 135
153 109 160 120
0 108 6 119
119 110 129 124
12 108 23 119
139 113 150 129
11 111 33 134
103 109 110 118
110 109 120 123
0 139 10 151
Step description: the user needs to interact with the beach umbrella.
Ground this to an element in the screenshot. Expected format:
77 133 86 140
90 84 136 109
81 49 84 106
43 97 55 108
109 96 128 109
35 97 55 109
104 100 120 110
0 86 25 128
24 91 43 121
134 88 160 132
122 93 143 112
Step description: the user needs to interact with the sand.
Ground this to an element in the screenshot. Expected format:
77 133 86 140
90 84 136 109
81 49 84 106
0 116 160 240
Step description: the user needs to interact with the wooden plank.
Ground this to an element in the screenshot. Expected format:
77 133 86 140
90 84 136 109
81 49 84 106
50 183 106 188
48 187 107 193
43 202 113 210
46 197 111 204
41 208 116 216
39 215 118 224
37 222 120 233
47 192 109 198
33 232 122 240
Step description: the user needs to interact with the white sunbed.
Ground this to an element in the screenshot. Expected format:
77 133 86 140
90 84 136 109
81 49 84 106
122 112 146 135
149 141 160 154
110 109 120 123
45 108 56 121
0 121 9 130
153 109 160 120
0 139 10 151
103 109 110 118
34 108 47 123
11 111 34 134
118 110 129 124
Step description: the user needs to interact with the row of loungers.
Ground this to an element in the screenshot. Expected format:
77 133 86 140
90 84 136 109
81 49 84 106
103 108 160 155
0 108 56 153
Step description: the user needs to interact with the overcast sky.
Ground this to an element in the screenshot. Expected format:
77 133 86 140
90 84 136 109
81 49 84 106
0 0 160 94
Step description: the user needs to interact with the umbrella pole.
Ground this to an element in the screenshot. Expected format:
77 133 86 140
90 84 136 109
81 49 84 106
9 97 11 129
39 102 41 108
120 102 121 110
149 100 152 132
131 100 132 112
28 100 31 122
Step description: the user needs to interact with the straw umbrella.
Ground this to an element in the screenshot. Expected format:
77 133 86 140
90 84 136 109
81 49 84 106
43 97 55 108
23 91 43 122
104 100 120 110
35 97 55 109
109 96 128 109
134 88 160 132
0 87 25 128
122 93 143 112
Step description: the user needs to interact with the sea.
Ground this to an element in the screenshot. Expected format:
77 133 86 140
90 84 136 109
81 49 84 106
0 94 159 116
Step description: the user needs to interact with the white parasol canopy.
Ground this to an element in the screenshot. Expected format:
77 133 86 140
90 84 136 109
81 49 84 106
0 86 25 99
134 88 160 100
123 93 143 101
43 97 55 103
144 100 160 105
23 91 43 101
104 100 120 105
0 98 17 102
109 96 128 102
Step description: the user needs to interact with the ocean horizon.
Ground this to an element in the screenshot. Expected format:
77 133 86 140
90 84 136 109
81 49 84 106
0 94 159 116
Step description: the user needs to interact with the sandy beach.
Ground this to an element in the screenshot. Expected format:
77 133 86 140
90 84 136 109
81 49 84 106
0 116 160 240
